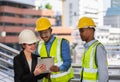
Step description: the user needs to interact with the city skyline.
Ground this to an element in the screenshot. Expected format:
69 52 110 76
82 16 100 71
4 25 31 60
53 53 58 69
35 0 111 16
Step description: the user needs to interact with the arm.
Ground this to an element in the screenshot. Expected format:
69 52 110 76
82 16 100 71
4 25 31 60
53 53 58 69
14 56 36 82
59 39 72 71
96 45 109 82
14 56 23 82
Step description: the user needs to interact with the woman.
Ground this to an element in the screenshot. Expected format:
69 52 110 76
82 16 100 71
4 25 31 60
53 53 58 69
14 29 47 82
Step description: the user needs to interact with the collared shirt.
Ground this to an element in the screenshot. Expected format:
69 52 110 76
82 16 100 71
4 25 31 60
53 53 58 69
36 35 71 71
84 39 109 82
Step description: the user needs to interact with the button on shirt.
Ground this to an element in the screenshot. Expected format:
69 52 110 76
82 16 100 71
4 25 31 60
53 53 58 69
36 35 71 71
84 40 109 82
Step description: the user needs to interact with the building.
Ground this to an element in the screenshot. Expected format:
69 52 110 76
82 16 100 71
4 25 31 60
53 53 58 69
104 0 120 45
71 25 120 46
104 0 120 28
64 0 104 27
35 0 62 26
95 26 120 45
0 0 74 50
0 0 55 49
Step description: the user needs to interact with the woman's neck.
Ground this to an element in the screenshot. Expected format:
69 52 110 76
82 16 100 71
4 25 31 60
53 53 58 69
24 50 32 60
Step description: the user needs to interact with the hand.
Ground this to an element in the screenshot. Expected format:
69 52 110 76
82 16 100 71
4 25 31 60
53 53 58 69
50 65 59 72
34 64 46 76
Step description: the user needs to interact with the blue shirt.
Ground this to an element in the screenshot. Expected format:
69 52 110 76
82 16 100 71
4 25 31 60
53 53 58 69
84 40 109 82
36 35 71 71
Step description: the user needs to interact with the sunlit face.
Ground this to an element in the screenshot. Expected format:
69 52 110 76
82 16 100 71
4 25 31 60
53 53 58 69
23 43 36 53
38 28 52 43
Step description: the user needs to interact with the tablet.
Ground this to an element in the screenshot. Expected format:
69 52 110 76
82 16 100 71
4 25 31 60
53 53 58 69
37 57 54 73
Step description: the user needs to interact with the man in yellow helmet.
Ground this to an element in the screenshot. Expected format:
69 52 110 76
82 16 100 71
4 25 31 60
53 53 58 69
35 17 74 82
77 17 108 82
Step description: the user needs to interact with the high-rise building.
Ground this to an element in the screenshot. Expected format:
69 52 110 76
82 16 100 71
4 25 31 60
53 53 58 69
0 0 55 49
64 0 103 27
111 0 120 8
104 0 120 28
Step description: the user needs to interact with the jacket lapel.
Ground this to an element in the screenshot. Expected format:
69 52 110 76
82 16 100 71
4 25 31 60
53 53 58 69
20 51 30 72
31 54 37 72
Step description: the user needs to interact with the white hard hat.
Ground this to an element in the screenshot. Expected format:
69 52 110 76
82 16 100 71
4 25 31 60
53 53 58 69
19 29 39 44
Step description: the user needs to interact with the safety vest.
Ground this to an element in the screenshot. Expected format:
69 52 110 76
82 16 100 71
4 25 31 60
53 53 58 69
80 40 104 82
38 37 74 82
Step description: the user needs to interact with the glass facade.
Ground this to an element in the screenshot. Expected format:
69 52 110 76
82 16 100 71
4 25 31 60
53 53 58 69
0 0 55 50
104 0 120 28
111 0 120 8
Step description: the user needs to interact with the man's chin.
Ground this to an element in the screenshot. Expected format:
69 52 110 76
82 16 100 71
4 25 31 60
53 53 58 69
44 39 49 43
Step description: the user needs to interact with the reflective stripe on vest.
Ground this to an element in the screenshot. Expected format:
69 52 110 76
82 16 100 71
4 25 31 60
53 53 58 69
51 67 72 78
81 40 101 81
38 37 74 81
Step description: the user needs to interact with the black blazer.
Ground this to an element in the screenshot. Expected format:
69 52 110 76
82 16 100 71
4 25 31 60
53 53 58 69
14 51 47 82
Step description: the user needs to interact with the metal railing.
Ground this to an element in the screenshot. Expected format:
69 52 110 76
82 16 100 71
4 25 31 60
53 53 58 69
0 43 19 66
70 64 120 82
0 43 19 55
0 43 19 82
0 64 14 77
0 69 14 82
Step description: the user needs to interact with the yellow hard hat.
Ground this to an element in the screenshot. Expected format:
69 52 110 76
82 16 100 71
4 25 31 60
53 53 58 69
77 17 96 29
35 17 51 31
19 29 39 44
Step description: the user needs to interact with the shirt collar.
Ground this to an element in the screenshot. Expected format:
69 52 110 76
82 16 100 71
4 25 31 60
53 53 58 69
84 39 97 49
45 35 55 45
